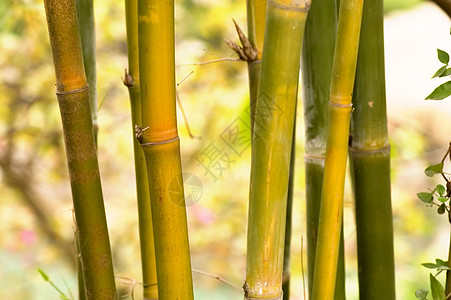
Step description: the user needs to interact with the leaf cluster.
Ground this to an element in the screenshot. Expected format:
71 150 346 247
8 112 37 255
426 48 451 100
417 163 451 216
415 272 449 300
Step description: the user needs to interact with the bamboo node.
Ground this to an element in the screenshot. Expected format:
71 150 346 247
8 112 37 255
268 0 311 12
329 101 353 108
140 136 180 147
55 84 89 95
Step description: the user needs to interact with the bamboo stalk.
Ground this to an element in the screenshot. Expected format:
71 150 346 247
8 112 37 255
282 127 295 300
43 0 117 299
137 0 194 299
311 0 364 299
300 0 346 298
245 1 309 299
349 0 395 298
124 0 158 298
246 0 266 122
76 0 98 140
75 2 97 297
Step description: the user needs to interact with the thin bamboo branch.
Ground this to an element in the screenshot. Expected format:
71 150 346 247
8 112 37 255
124 0 158 298
43 0 116 298
246 0 266 117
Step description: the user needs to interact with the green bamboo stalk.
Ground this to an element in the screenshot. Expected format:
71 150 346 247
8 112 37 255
75 2 97 297
245 1 309 299
246 0 266 121
137 0 194 299
310 0 364 298
300 0 347 298
42 0 117 299
76 0 98 140
123 0 158 298
282 126 295 300
349 0 395 298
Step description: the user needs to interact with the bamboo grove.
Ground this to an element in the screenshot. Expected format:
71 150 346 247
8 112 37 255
42 0 395 299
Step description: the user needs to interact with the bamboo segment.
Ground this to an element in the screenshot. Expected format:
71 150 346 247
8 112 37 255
282 128 296 300
350 0 395 298
311 0 364 299
246 0 266 120
138 0 194 299
300 0 347 298
43 1 117 299
245 1 309 299
124 0 158 298
76 0 98 139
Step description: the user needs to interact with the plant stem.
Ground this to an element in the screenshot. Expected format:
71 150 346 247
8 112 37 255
43 0 117 298
137 0 194 299
301 0 347 298
311 0 364 298
349 0 396 299
282 126 295 300
76 0 98 140
245 1 309 298
124 0 158 298
246 0 266 123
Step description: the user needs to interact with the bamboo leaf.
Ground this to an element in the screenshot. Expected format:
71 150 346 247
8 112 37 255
417 192 434 204
430 273 446 300
438 49 449 64
425 163 444 177
425 81 451 100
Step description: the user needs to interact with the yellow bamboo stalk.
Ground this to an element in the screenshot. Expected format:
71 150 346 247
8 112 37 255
311 0 364 299
138 0 194 299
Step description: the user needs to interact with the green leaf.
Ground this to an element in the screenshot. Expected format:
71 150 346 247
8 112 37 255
438 197 448 203
430 273 446 300
438 49 450 64
433 65 447 78
418 192 434 204
415 289 429 299
425 163 444 177
442 68 451 77
426 81 451 100
436 259 449 267
37 268 50 282
423 262 438 269
436 184 446 196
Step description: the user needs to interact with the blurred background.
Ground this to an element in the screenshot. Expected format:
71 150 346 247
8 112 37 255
1 0 451 298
